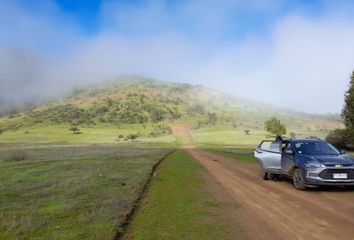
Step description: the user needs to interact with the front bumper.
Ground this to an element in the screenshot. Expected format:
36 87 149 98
305 167 354 186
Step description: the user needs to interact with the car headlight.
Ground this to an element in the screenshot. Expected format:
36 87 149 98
304 161 322 168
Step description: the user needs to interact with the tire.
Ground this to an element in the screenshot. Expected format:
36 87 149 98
271 174 281 181
293 168 306 190
260 165 269 180
262 172 269 180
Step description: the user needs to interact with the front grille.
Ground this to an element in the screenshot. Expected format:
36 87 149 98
323 164 353 167
319 169 354 179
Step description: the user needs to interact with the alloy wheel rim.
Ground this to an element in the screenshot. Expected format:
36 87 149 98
294 170 302 187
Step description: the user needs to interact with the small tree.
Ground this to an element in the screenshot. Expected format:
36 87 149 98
290 132 296 138
244 129 250 135
69 126 81 134
264 117 286 136
342 70 354 129
341 70 354 148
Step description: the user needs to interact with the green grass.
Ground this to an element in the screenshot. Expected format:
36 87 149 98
192 125 336 146
0 145 171 240
124 150 246 240
205 148 258 164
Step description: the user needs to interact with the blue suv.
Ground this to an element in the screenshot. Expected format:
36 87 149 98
254 139 354 190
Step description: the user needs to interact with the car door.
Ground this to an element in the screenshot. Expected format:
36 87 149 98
281 142 295 173
255 140 282 171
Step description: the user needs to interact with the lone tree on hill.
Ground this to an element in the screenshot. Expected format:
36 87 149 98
264 117 287 136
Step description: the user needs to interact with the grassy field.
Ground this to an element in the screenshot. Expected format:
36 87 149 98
0 123 336 147
124 150 246 240
205 148 258 164
0 144 171 240
193 124 339 146
0 124 176 145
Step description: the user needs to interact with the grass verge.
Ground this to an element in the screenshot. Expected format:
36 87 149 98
124 150 245 240
0 145 171 240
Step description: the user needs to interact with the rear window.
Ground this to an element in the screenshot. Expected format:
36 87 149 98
259 141 281 153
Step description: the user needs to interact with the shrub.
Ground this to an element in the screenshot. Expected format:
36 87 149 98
244 129 250 135
69 126 82 134
116 134 125 141
126 133 139 142
149 124 172 137
207 112 218 125
326 129 348 150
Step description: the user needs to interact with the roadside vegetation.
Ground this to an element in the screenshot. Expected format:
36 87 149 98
327 70 354 150
124 150 246 240
0 145 171 240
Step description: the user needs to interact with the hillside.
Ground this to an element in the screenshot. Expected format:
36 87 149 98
0 77 343 145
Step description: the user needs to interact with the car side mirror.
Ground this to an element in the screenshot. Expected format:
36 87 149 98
340 149 346 154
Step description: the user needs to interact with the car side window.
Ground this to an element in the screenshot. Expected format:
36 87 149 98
260 141 281 153
283 143 293 153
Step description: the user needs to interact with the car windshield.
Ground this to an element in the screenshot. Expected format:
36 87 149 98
294 141 340 155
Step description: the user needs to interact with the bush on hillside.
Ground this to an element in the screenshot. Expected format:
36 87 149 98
290 132 296 138
116 134 125 141
207 112 217 125
126 133 139 142
326 129 349 150
69 126 82 134
149 124 172 137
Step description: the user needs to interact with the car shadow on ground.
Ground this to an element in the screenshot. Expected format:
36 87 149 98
274 176 354 192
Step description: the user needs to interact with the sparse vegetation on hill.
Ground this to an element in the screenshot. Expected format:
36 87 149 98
0 77 343 144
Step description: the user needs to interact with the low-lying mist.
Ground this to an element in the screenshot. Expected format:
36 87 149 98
1 0 354 114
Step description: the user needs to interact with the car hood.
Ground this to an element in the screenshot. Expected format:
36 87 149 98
300 154 354 165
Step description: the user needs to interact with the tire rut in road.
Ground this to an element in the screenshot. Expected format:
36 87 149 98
187 149 354 240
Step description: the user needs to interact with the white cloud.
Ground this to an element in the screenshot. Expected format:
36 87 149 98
1 0 354 113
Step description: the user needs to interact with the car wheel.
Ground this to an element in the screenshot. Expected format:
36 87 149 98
262 172 269 180
260 166 269 180
272 174 281 181
293 168 306 190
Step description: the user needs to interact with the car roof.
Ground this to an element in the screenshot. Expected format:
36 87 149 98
287 139 325 143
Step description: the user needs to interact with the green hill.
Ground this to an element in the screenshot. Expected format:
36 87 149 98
0 77 343 145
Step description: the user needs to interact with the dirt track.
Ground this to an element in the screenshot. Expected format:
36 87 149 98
187 148 354 240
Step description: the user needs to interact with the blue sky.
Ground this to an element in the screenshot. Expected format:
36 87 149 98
1 0 354 113
53 0 326 41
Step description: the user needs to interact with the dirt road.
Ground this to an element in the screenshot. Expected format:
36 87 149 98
187 148 354 240
171 123 194 143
